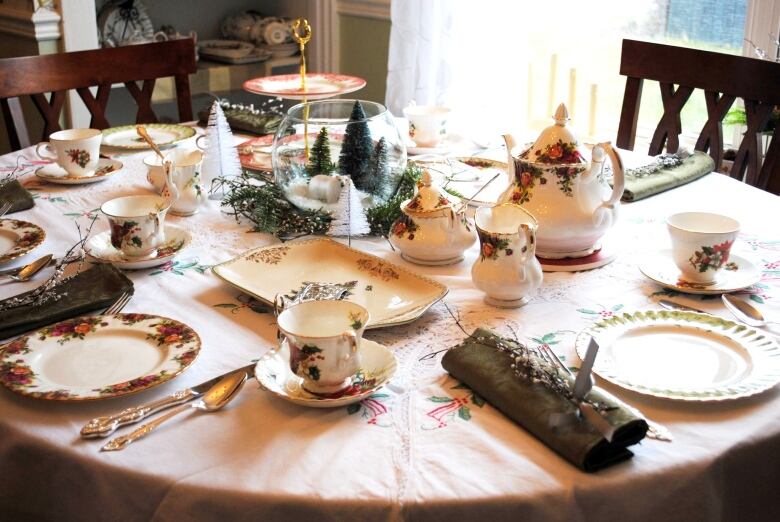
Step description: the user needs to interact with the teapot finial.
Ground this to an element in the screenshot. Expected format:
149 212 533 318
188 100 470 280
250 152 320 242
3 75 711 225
553 103 570 126
419 169 433 188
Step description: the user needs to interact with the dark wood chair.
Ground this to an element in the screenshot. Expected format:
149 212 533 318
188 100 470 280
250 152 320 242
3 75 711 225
0 39 197 151
616 38 780 195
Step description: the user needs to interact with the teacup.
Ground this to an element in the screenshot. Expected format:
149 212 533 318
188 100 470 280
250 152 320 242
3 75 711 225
143 153 166 192
277 300 370 395
101 195 170 258
402 102 450 148
35 128 102 177
667 212 740 284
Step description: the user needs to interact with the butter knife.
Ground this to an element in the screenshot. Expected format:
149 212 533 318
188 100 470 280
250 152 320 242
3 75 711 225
657 299 707 314
80 363 256 438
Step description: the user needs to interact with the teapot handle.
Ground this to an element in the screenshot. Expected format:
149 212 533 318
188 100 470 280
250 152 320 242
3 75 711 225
593 141 626 226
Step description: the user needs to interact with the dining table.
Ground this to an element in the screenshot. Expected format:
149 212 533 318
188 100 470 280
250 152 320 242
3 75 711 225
1 127 779 522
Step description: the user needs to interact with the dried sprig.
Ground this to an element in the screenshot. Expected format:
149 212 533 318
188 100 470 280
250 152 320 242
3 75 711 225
0 216 97 312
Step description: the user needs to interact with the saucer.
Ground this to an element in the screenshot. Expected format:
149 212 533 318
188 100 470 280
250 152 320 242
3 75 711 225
255 338 397 408
639 250 761 295
407 143 451 156
34 158 123 185
538 241 618 272
85 225 191 270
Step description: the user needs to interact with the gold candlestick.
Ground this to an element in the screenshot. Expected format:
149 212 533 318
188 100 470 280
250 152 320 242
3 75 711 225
292 18 312 157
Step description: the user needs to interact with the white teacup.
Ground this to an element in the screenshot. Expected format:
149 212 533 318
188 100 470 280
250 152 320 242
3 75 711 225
277 300 370 395
667 212 740 284
36 128 102 177
403 103 450 148
143 153 166 192
101 195 170 258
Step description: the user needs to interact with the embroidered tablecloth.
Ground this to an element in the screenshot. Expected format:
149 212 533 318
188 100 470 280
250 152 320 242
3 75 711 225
1 137 779 522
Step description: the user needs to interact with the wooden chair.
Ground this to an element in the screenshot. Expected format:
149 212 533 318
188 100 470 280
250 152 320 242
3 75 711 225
616 39 780 195
0 39 196 151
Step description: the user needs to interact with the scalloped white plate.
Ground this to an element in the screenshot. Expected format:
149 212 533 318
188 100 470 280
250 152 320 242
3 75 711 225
576 310 780 401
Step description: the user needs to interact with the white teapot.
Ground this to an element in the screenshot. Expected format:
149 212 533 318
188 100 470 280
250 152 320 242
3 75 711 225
499 103 625 258
389 170 476 265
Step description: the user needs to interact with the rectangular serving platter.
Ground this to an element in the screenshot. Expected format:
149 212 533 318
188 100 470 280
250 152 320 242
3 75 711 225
212 238 448 329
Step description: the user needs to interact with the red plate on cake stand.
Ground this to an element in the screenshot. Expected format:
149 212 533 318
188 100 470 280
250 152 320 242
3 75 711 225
243 73 366 100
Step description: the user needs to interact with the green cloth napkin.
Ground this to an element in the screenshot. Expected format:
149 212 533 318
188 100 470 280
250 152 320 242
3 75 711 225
0 180 35 214
441 328 648 472
0 263 133 340
618 151 714 202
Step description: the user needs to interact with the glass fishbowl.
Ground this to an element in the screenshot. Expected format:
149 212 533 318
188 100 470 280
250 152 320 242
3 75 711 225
272 99 407 212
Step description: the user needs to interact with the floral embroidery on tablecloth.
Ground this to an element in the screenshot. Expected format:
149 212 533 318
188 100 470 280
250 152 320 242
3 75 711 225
422 383 485 430
149 259 211 276
213 294 271 314
347 393 391 427
64 208 100 219
577 303 624 319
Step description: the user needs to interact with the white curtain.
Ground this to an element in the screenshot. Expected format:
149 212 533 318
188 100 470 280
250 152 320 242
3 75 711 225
386 0 671 143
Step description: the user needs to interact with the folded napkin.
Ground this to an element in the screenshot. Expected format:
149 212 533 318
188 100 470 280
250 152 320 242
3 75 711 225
0 179 35 214
441 328 648 472
616 150 714 202
0 263 133 340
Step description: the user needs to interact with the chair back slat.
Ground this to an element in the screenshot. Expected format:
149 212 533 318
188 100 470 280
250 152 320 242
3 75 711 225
618 38 780 194
0 39 196 150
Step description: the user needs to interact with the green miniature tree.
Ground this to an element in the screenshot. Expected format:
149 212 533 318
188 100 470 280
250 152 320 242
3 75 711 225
338 101 373 187
362 137 390 198
307 126 336 176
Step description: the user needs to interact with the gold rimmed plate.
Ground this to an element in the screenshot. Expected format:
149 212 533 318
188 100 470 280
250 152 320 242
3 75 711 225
101 124 195 150
0 219 45 265
212 238 448 329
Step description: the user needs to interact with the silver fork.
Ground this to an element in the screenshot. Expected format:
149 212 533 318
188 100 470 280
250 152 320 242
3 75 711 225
0 201 12 218
101 292 132 315
537 343 673 442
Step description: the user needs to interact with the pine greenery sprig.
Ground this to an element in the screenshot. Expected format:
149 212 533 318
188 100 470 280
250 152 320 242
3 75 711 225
365 164 423 236
220 170 331 240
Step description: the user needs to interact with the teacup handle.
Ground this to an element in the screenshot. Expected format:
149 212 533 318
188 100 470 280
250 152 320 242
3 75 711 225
149 212 162 239
35 142 57 161
195 134 208 151
340 330 359 369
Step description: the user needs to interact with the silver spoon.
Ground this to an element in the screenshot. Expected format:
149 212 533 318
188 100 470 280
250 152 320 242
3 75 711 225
722 294 780 328
101 370 248 452
1 254 53 283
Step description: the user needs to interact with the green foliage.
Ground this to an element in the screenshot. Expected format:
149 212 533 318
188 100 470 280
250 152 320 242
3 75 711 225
220 170 331 240
360 137 390 197
307 127 336 176
725 106 779 132
365 165 423 236
338 101 374 184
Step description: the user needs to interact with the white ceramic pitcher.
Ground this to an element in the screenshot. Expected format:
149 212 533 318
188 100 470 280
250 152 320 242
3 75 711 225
161 149 203 216
471 203 543 308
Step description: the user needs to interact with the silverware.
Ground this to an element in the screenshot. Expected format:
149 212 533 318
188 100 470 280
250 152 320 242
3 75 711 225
101 292 132 315
0 256 58 277
0 201 11 218
1 254 52 282
81 362 256 438
136 125 165 161
722 294 779 328
537 341 673 442
657 299 707 314
100 370 248 451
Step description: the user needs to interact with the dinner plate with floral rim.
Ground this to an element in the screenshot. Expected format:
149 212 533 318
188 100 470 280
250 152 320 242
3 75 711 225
101 124 196 150
639 250 761 295
0 219 45 265
212 238 449 329
243 73 366 100
34 158 123 185
0 313 200 401
255 338 396 408
85 225 191 270
576 310 780 401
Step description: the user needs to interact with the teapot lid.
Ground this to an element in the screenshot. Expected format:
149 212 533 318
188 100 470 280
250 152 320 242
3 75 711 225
402 170 458 217
520 103 586 165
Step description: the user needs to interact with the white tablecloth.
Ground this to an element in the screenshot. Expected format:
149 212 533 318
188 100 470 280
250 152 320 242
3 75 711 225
1 139 780 522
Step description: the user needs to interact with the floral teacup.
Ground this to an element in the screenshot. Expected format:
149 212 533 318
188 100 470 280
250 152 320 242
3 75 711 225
667 212 740 284
403 102 450 148
277 300 370 395
35 128 102 177
101 195 170 258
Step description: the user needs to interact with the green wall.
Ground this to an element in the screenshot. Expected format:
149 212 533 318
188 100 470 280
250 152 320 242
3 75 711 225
338 15 390 104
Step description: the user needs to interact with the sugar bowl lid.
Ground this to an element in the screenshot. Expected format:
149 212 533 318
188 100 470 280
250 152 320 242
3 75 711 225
520 103 586 165
402 170 458 217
